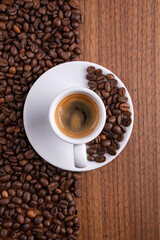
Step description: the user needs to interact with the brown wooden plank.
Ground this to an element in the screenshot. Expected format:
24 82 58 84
78 0 160 239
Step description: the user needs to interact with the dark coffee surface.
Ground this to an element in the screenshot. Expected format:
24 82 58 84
55 94 99 138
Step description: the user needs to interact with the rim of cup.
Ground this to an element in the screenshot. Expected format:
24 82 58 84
49 87 106 145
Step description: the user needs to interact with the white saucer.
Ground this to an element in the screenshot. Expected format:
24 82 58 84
24 61 134 172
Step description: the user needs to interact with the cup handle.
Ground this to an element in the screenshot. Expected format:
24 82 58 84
74 144 87 168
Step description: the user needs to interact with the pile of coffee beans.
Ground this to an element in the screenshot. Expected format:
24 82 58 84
0 0 83 239
86 66 132 163
0 167 81 239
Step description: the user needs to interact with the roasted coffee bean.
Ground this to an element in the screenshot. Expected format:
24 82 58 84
101 139 111 147
3 221 13 228
51 206 58 216
27 209 37 219
118 96 128 103
111 79 118 88
0 198 9 205
86 74 96 81
120 125 126 134
12 181 22 188
17 214 24 224
66 192 73 202
111 139 120 150
0 4 7 12
119 103 130 111
101 90 110 99
40 177 49 187
52 195 59 202
25 150 35 160
23 182 30 191
46 231 56 239
94 69 102 75
16 189 23 197
74 190 81 198
43 210 52 219
87 155 95 161
34 215 43 224
112 125 121 135
95 72 104 80
117 115 122 125
108 116 116 124
88 81 97 88
97 82 105 89
119 87 126 96
2 190 8 198
122 117 132 126
100 134 106 140
0 58 8 67
13 25 21 34
8 189 16 196
87 66 95 74
0 174 11 182
117 134 124 142
112 109 121 115
95 135 101 143
110 87 118 95
12 197 22 205
48 182 59 191
107 134 117 140
44 219 50 228
53 17 62 27
87 148 97 154
90 144 101 149
0 228 8 237
20 234 27 240
97 148 106 155
122 110 132 117
104 122 113 132
107 146 117 155
105 82 111 92
23 192 31 203
106 73 114 80
95 155 106 162
107 96 112 105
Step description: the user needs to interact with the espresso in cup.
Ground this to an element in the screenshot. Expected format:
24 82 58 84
55 93 99 138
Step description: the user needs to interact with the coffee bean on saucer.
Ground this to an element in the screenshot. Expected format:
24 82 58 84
119 103 130 111
90 144 101 149
87 148 97 154
117 134 124 142
104 122 113 132
85 66 131 162
111 139 120 150
101 140 111 148
88 80 97 88
95 155 106 162
112 125 121 135
87 66 95 74
87 155 95 161
122 117 132 126
97 148 106 155
95 69 102 75
107 146 117 156
106 73 115 80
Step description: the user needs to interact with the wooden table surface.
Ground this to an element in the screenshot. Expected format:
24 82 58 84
77 0 160 239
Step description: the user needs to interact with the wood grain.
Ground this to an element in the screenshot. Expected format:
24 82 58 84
77 0 160 239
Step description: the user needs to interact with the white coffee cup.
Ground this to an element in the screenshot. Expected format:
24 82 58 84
49 87 106 168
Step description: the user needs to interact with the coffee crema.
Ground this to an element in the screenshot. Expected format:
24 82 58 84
55 93 99 138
